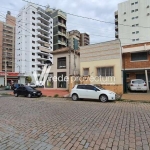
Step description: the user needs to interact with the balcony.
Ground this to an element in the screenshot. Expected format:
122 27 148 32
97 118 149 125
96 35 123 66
115 32 118 38
37 8 50 19
37 14 49 24
37 55 48 60
37 20 49 28
58 11 67 20
37 32 50 39
58 22 66 28
58 40 67 46
38 45 51 53
58 31 67 38
37 26 49 34
115 25 118 31
37 38 49 45
115 11 118 16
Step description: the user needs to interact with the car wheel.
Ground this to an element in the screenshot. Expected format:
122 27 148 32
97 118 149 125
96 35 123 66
14 93 18 97
99 94 108 103
28 93 32 98
72 94 78 101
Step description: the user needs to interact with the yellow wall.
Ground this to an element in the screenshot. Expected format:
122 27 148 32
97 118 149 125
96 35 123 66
80 59 122 85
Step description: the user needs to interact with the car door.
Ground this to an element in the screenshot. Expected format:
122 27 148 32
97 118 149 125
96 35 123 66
21 87 27 96
76 85 86 98
17 87 22 95
85 85 100 99
137 79 145 90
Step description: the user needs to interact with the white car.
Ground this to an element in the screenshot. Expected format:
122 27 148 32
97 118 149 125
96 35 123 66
70 84 117 102
128 79 147 92
28 83 36 88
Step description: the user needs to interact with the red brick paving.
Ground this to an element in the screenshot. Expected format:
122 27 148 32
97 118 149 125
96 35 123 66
38 88 69 97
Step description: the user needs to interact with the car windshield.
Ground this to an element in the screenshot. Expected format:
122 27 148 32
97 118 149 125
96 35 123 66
25 86 35 90
94 86 104 90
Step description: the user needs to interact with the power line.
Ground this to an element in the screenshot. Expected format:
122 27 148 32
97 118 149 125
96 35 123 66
22 0 150 29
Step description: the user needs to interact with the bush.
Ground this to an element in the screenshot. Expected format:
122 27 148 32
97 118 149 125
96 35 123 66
54 94 59 98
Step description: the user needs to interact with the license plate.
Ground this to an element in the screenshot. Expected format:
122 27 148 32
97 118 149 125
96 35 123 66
137 88 141 89
38 93 41 95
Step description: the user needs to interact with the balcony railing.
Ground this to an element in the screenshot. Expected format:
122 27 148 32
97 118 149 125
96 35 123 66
58 11 67 20
58 22 66 28
37 20 49 28
37 14 49 24
58 40 67 46
58 31 66 37
37 8 50 19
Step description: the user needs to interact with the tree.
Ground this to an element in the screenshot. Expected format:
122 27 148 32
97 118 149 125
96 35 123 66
26 76 32 83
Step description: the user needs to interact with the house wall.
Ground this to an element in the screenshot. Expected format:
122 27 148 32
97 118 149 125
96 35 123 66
50 51 80 89
80 40 123 94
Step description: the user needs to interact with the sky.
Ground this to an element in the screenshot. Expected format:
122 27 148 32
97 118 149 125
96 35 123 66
0 0 126 44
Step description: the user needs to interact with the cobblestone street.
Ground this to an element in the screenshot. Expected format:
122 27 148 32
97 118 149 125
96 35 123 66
0 97 150 150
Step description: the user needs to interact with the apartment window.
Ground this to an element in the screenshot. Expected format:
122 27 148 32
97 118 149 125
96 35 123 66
97 67 114 76
131 10 134 13
32 11 35 14
32 29 35 32
32 53 35 55
124 19 126 22
135 9 138 12
135 16 138 19
57 57 66 69
135 1 138 4
32 23 35 26
32 46 35 49
32 41 35 44
83 68 89 76
32 35 35 37
136 31 139 34
32 65 35 68
136 24 139 26
32 59 35 62
132 32 135 34
131 3 134 5
132 39 135 41
32 17 35 20
132 17 134 19
124 12 126 14
132 25 135 27
131 52 148 61
136 38 139 41
147 5 149 8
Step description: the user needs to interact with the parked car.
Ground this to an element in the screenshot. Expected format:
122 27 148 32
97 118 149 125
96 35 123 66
28 83 36 88
70 84 117 102
11 83 24 90
128 79 147 92
14 86 42 98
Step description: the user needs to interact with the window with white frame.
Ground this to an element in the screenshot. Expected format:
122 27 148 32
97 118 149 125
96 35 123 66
97 67 114 76
83 68 89 76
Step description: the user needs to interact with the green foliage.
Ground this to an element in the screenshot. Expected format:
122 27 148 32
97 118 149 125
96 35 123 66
26 76 32 83
54 94 59 98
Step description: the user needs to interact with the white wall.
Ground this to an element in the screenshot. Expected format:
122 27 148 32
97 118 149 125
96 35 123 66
15 3 53 77
118 0 150 46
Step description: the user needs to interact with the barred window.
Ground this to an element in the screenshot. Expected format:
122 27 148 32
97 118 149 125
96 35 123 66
83 68 89 76
97 67 114 76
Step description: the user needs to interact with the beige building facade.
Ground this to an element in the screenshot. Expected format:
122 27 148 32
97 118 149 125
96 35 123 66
0 11 16 72
46 47 80 89
80 40 123 94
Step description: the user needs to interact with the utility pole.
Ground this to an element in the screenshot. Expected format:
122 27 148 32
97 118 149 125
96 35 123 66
5 54 7 86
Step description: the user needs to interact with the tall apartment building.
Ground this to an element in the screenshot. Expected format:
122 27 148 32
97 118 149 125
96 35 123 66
80 33 90 46
67 30 90 50
15 3 53 76
115 0 150 46
0 11 16 72
67 30 80 50
47 9 67 50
